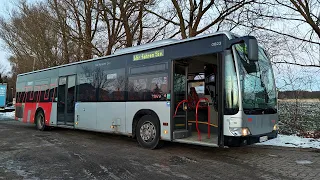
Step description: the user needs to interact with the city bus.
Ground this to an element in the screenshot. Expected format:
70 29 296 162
15 31 278 149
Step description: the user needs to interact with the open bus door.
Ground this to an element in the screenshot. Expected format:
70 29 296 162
171 54 224 147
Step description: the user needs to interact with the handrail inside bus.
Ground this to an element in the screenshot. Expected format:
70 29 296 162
195 98 210 141
173 100 188 118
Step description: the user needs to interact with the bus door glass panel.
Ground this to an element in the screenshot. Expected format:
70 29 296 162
174 65 187 102
66 75 76 124
57 77 66 123
205 64 217 110
173 64 187 130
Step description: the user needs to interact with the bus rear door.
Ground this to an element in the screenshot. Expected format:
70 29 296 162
57 75 76 126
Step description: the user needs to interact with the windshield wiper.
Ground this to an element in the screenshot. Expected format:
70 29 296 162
244 107 276 114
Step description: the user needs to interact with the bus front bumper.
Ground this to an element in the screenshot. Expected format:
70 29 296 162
224 130 278 147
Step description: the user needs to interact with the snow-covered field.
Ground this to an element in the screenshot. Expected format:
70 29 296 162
257 134 320 149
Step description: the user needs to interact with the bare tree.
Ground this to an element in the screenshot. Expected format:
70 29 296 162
147 0 255 39
0 64 5 75
229 0 320 69
49 0 73 64
117 0 158 47
0 1 62 73
58 0 100 60
0 63 7 83
286 0 320 38
97 0 125 55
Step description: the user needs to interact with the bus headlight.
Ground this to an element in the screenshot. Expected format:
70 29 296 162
273 124 279 131
229 127 251 136
242 128 250 136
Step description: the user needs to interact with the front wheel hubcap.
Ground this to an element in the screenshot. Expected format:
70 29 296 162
140 121 156 143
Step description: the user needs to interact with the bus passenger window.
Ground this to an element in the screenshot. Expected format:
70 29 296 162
128 73 168 101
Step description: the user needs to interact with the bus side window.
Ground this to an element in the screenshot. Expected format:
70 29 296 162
22 87 28 103
50 84 56 102
28 86 34 102
17 89 22 103
19 90 24 103
128 73 168 101
50 78 57 102
34 86 41 102
42 84 50 101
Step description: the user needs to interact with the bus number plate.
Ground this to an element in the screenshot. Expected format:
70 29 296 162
259 136 268 142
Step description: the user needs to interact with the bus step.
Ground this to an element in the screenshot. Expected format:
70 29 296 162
174 115 186 118
173 130 189 139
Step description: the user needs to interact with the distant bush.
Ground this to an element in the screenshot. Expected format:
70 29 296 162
278 101 320 139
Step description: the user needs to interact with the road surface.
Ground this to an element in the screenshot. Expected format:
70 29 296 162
0 118 319 179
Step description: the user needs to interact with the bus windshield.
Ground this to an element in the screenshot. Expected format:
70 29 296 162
235 44 277 114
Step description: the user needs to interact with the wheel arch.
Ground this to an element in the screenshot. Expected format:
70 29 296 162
132 109 160 138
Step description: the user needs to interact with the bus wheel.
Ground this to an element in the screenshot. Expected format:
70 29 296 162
36 111 46 131
136 115 160 149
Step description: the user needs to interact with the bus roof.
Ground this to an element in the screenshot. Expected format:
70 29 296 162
18 31 234 77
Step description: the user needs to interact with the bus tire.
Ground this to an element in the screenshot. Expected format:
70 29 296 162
35 111 47 131
136 115 160 149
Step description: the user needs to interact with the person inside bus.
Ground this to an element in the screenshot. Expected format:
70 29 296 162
187 87 199 110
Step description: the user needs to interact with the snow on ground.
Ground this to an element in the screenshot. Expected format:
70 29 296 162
5 106 15 110
257 134 320 149
0 111 15 120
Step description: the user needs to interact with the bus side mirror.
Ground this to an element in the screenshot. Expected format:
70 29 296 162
245 38 258 61
227 36 259 61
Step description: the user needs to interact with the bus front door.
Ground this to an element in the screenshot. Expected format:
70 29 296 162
57 75 76 126
172 63 189 139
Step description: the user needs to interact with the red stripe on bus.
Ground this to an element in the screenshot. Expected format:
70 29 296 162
38 102 53 126
21 102 53 125
23 103 37 123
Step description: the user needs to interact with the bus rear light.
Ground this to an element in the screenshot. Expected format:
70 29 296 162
163 122 168 126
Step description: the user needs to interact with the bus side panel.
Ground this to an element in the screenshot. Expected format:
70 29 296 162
49 102 57 126
74 102 97 130
96 102 126 133
37 102 53 126
15 103 23 121
23 102 37 123
224 113 243 136
21 102 53 125
126 102 171 141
